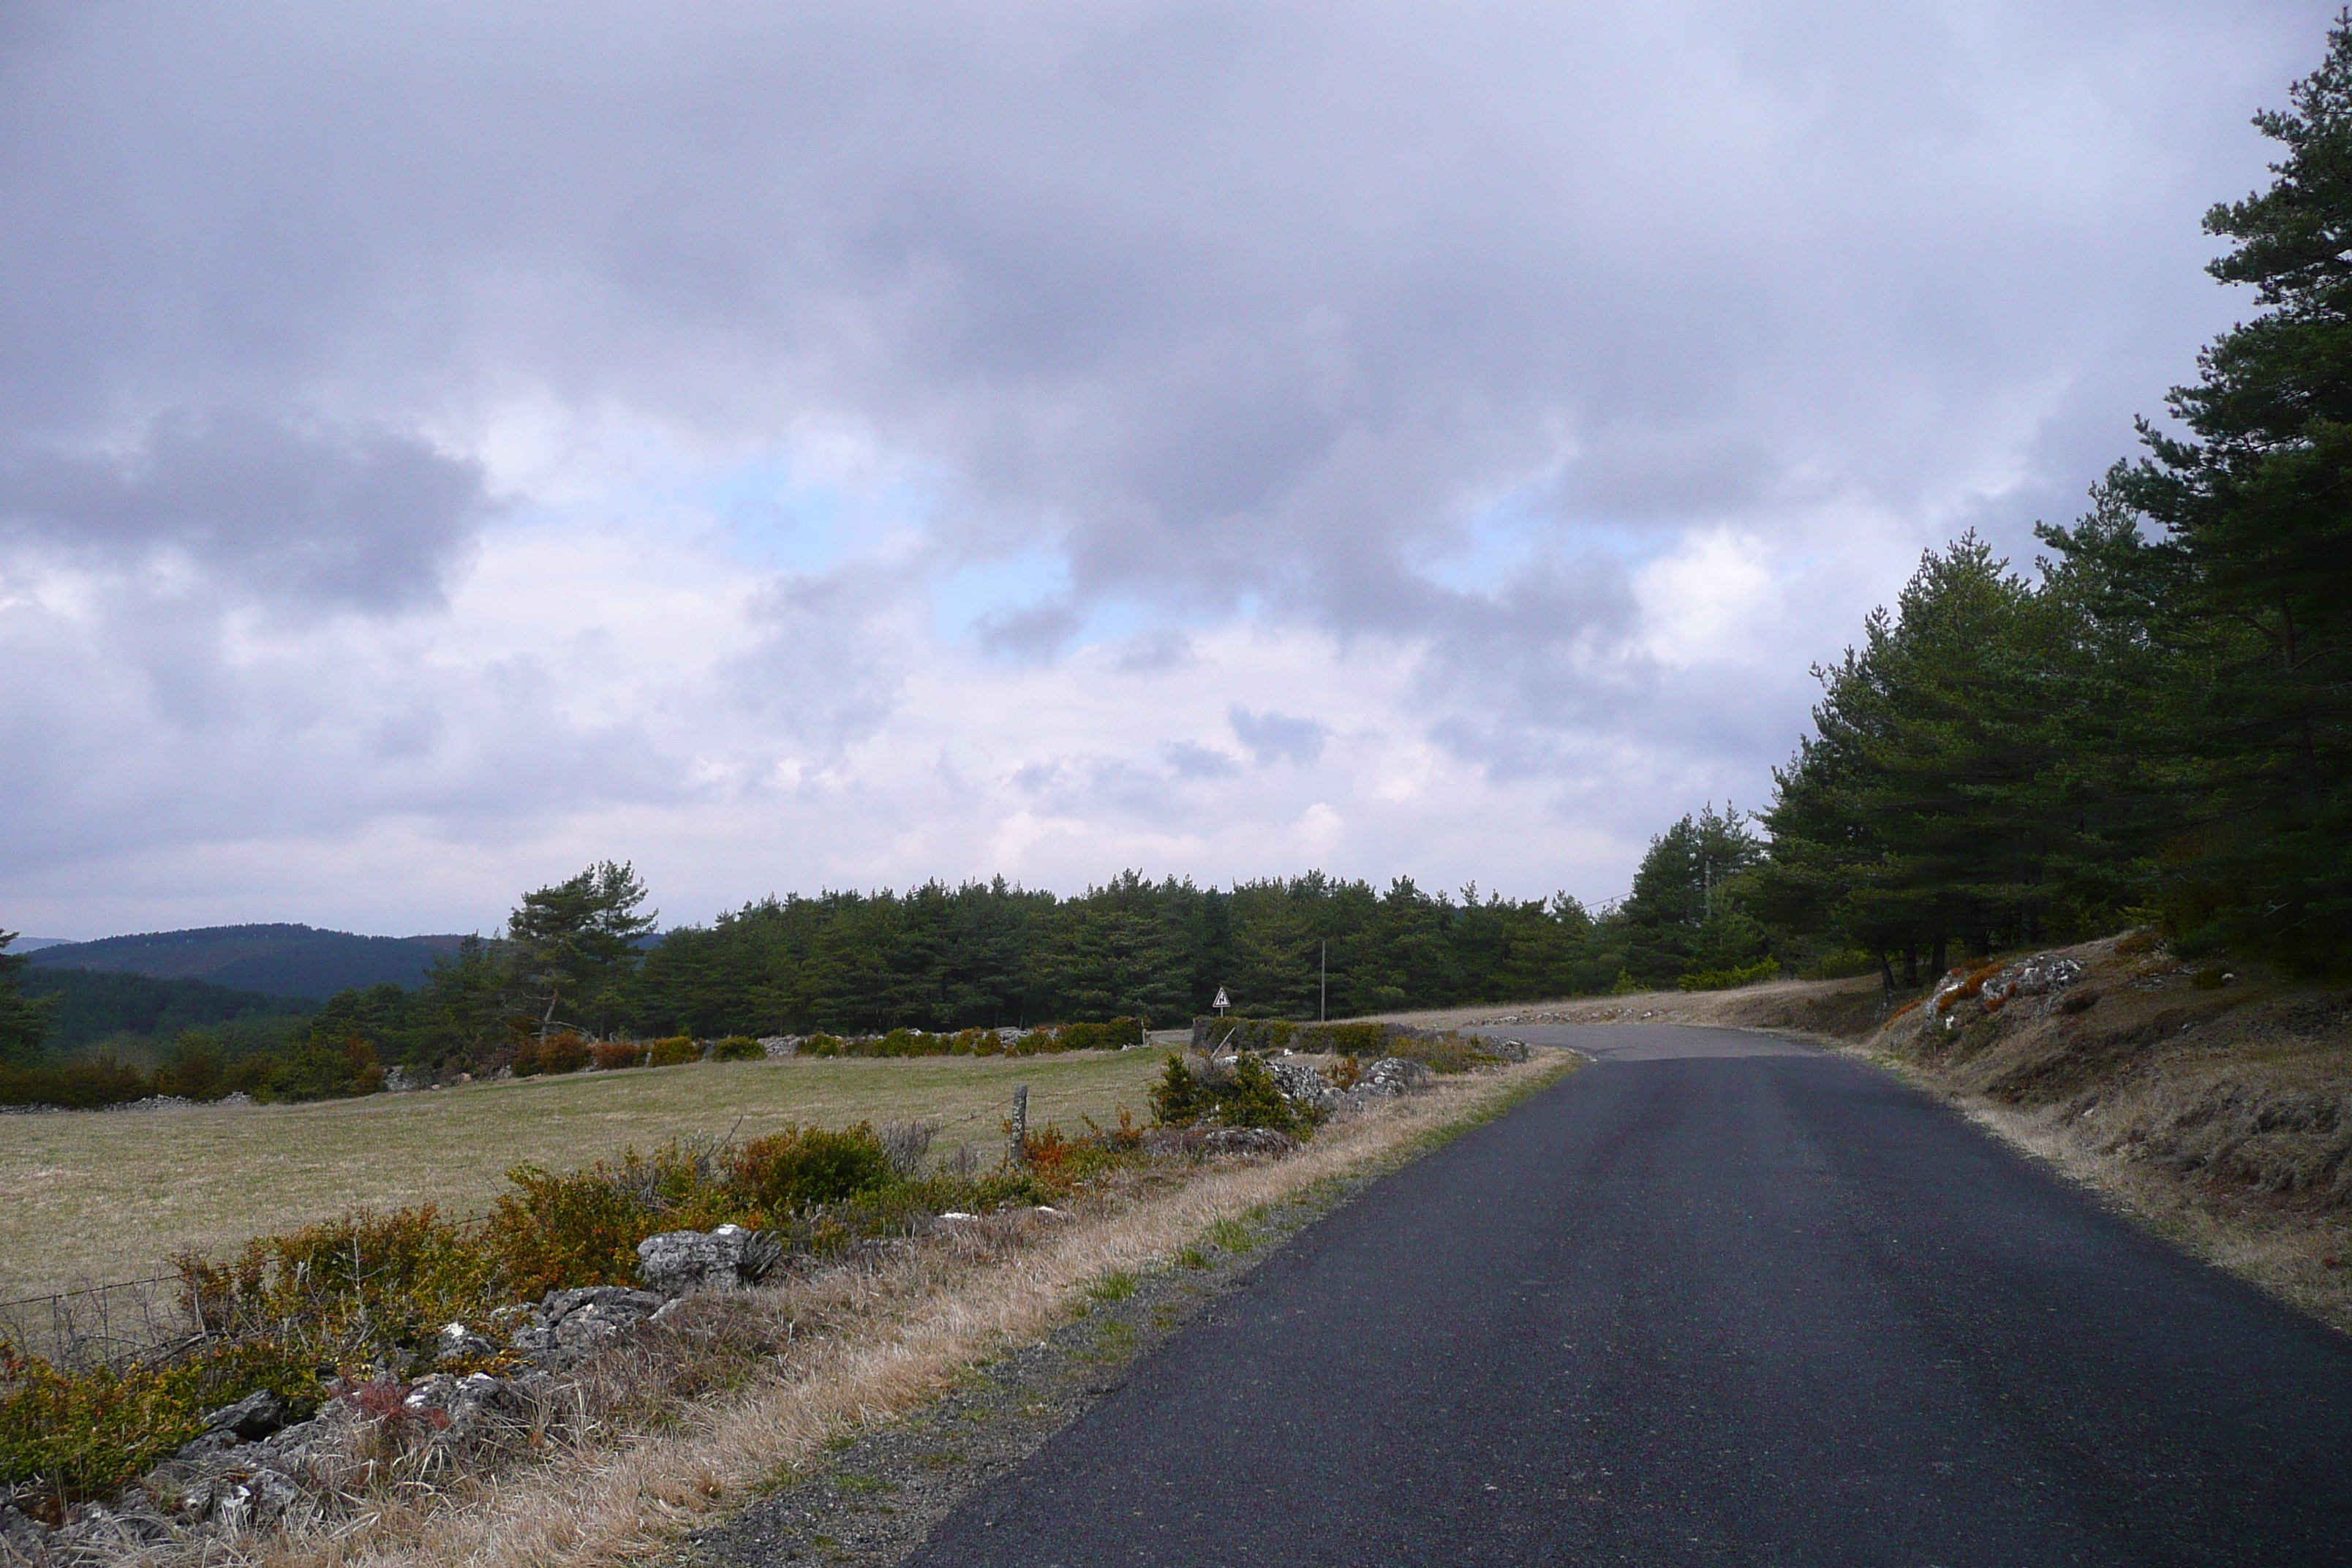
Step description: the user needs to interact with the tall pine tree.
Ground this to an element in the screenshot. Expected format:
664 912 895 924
2100 15 2352 966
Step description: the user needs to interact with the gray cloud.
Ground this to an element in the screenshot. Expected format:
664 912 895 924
974 597 1083 663
1115 628 1198 674
1229 706 1329 769
1162 739 1240 780
0 410 491 610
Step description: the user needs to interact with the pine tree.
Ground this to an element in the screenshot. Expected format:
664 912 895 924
506 861 658 1036
2102 15 2352 965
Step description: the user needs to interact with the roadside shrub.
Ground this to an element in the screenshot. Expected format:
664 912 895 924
1150 1054 1205 1127
1325 1054 1363 1090
1 1343 204 1502
712 1035 765 1062
179 1205 499 1352
1 1332 333 1504
1009 1030 1060 1055
648 1036 699 1066
488 1160 672 1297
797 1033 842 1058
1193 1018 1395 1056
1221 1055 1300 1134
1147 1052 1299 1133
1083 1105 1145 1151
731 1124 897 1213
592 1040 644 1071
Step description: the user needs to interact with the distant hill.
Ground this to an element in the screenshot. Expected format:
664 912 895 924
20 968 317 1052
6 937 75 951
28 924 469 1001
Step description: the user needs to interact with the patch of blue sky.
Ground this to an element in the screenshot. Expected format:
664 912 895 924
498 449 943 574
1416 487 1683 596
932 546 1071 639
704 453 940 573
931 549 1254 654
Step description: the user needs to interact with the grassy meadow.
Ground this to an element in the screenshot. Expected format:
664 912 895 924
0 1051 1172 1302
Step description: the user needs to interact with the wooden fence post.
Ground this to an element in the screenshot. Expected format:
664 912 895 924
1009 1084 1029 1165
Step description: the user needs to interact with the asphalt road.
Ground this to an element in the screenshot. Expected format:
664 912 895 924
901 1026 2352 1567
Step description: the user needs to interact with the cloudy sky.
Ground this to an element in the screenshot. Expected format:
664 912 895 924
0 1 2330 940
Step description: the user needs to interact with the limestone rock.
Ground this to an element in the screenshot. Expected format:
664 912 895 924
1265 1058 1337 1117
501 1284 667 1364
1362 1057 1434 1096
201 1388 295 1443
636 1223 785 1295
401 1371 522 1441
436 1321 497 1363
211 1466 309 1534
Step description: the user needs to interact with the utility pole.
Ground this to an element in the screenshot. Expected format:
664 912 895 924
1319 940 1327 1023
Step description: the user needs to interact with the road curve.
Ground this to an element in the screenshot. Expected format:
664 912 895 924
901 1025 2352 1567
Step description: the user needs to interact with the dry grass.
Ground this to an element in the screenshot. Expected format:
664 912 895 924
0 1053 1171 1301
193 1055 1575 1568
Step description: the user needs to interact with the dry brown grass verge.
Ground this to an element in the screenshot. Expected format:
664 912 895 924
182 1055 1576 1568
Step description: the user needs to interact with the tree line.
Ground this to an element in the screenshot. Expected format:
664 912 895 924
1 836 1797 1097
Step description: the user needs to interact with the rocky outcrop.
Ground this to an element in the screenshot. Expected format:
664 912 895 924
201 1387 299 1443
499 1284 666 1365
1364 1056 1435 1095
436 1321 498 1362
1265 1058 1338 1117
636 1223 785 1295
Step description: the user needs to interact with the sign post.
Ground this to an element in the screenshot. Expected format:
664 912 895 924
1213 986 1229 1018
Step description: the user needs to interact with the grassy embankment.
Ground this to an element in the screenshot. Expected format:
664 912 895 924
0 1052 1168 1302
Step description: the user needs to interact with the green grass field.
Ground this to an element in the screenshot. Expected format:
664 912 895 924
0 1052 1172 1302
